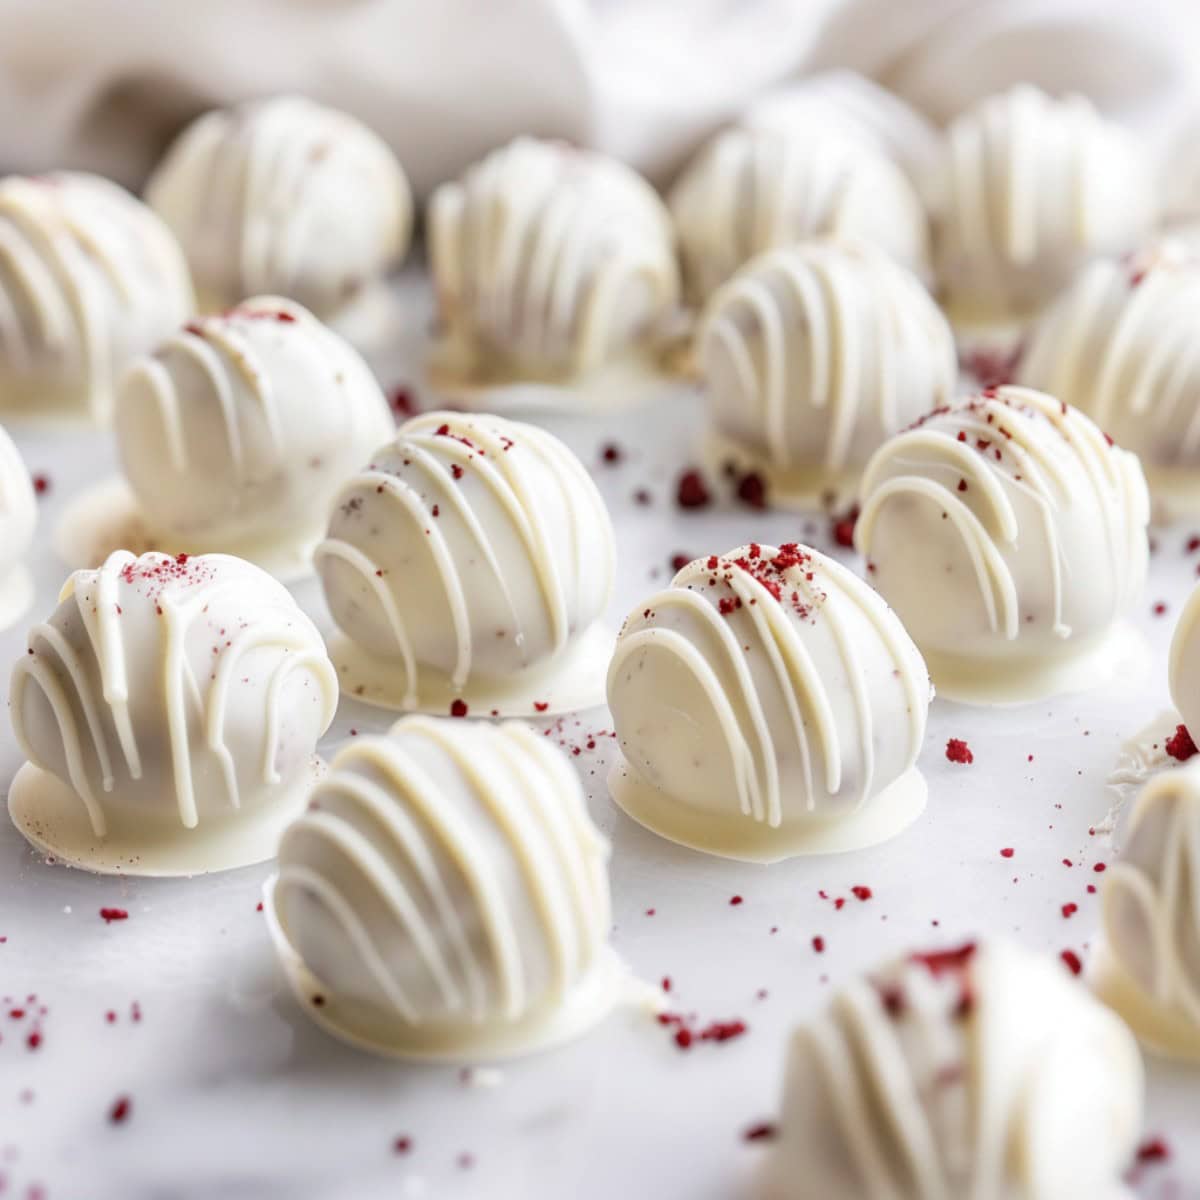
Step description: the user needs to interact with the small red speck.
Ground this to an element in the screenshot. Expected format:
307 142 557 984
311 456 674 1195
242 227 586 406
1061 902 1078 919
645 908 656 917
946 738 973 765
1093 862 1107 874
729 895 744 907
32 474 50 496
388 385 417 419
999 847 1014 859
27 1030 42 1049
1188 534 1200 553
109 1096 131 1125
851 885 872 901
1136 1138 1171 1165
533 701 549 713
735 471 767 510
457 1153 475 1170
1166 724 1197 762
812 936 825 953
255 901 263 913
831 506 859 548
957 478 968 492
676 469 711 510
675 1027 694 1049
633 488 652 506
1153 602 1167 616
661 977 671 993
670 553 691 572
1060 949 1083 976
393 1136 413 1155
450 699 469 718
742 1122 778 1143
99 908 128 924
600 442 622 465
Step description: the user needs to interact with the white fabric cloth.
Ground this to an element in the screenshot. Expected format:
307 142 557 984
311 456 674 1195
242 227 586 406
0 0 1196 199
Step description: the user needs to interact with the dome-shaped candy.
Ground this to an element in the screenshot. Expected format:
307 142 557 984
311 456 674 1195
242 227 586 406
428 138 678 389
607 542 931 861
0 423 36 630
113 296 393 577
1020 243 1200 488
930 85 1155 322
0 172 193 422
699 238 955 500
316 411 615 715
767 940 1143 1200
856 386 1150 703
669 126 930 305
8 550 338 874
146 96 411 326
1100 757 1200 1060
268 715 623 1060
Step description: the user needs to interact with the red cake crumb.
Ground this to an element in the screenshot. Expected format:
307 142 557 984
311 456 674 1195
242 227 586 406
735 470 767 509
1060 949 1083 975
831 507 858 548
742 1122 778 1143
812 936 825 953
851 886 872 902
945 738 973 764
1166 724 1197 762
32 473 51 496
729 895 744 906
1152 602 1168 616
99 908 128 924
600 442 622 465
393 1136 413 1155
676 469 711 510
1061 902 1078 919
449 699 469 718
999 847 1014 858
1135 1138 1171 1165
109 1096 131 1125
388 385 418 419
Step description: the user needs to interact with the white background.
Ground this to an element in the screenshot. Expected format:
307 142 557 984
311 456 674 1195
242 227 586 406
0 274 1197 1200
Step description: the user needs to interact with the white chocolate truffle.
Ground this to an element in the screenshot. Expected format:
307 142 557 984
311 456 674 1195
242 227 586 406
0 172 193 422
0 423 36 630
767 940 1143 1200
146 96 411 324
931 86 1155 323
1020 243 1200 482
699 239 955 498
669 127 930 305
428 138 678 386
1100 758 1200 1060
7 550 338 875
743 70 940 193
856 386 1150 704
1169 577 1200 740
607 542 930 861
316 411 615 715
268 715 623 1060
114 296 393 574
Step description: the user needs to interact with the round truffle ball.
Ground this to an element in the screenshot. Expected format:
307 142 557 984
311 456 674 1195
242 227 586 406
767 940 1142 1200
930 85 1155 322
8 550 338 874
1101 757 1200 1060
0 423 36 629
428 138 678 386
607 542 931 861
699 238 955 492
669 126 930 305
146 95 411 323
269 715 621 1059
115 296 393 566
0 172 194 422
1020 243 1200 482
316 411 615 710
856 386 1150 703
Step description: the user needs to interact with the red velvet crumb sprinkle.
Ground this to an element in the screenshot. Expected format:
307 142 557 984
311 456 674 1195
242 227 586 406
450 699 469 718
109 1096 131 1125
99 908 128 924
676 469 711 509
945 738 973 764
742 1122 778 1143
32 474 50 496
1166 724 1197 762
851 886 872 902
1060 949 1083 975
999 847 1014 858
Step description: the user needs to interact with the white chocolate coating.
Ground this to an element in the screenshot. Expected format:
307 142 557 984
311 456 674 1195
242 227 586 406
931 85 1155 323
699 239 955 485
607 542 931 861
8 551 337 872
1169 577 1200 739
1020 243 1200 475
1101 758 1200 1060
428 138 678 384
0 422 36 628
767 940 1143 1200
668 127 930 305
270 715 621 1059
146 95 411 323
743 70 941 194
856 386 1150 703
316 411 615 709
115 296 393 562
0 172 193 423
